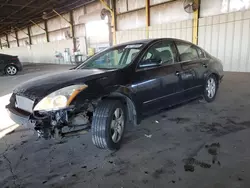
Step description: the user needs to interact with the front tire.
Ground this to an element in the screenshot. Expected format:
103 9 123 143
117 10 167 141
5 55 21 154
92 100 126 150
203 75 218 102
5 65 18 76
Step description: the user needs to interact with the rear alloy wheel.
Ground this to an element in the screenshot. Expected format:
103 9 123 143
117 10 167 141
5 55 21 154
92 100 126 150
204 75 217 102
5 65 18 76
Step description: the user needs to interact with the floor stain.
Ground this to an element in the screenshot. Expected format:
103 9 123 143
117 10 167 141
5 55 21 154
168 117 191 124
205 143 221 165
183 157 211 172
152 168 165 179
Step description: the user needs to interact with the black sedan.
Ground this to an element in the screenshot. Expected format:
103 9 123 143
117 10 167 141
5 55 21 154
6 38 223 150
0 53 22 75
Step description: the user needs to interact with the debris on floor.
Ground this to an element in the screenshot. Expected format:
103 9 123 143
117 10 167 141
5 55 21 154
144 134 152 138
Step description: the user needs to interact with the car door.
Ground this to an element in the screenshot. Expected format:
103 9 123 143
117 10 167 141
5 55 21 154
0 55 5 71
130 40 183 114
175 41 206 99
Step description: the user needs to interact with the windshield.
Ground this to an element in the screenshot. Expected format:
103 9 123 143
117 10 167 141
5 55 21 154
78 44 144 70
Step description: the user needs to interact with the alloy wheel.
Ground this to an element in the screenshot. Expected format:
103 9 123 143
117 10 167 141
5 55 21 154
6 66 17 75
206 77 216 99
110 108 125 143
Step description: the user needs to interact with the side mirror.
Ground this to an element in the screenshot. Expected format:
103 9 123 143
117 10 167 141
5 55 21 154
139 59 162 68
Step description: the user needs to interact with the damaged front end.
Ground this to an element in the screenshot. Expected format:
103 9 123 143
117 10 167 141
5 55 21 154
31 102 96 139
6 84 98 140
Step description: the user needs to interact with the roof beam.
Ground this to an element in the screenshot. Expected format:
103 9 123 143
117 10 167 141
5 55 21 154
0 0 91 36
0 0 55 35
15 27 29 36
0 0 11 9
4 32 16 39
2 4 40 9
30 20 45 31
0 0 36 23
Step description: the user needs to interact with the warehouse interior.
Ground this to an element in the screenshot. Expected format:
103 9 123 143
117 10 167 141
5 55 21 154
0 0 249 71
1 0 250 187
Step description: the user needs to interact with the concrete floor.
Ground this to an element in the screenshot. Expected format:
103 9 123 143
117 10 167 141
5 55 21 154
0 65 250 188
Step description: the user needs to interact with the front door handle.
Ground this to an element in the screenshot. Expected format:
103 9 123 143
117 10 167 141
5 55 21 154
175 71 180 76
203 63 208 68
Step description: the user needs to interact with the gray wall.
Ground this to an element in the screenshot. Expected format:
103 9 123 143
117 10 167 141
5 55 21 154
116 19 193 43
199 10 250 72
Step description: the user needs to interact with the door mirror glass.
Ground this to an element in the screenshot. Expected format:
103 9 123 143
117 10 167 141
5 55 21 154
139 58 162 68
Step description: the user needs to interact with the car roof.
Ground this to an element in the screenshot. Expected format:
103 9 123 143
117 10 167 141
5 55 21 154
112 38 194 48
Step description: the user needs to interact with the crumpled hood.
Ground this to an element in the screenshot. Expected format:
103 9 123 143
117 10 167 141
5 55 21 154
14 69 110 100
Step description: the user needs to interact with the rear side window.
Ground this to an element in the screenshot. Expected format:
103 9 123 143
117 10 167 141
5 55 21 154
196 48 206 58
176 42 199 61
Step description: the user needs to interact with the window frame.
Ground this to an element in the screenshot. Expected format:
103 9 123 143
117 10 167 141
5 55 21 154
136 40 177 72
195 46 207 59
174 41 203 63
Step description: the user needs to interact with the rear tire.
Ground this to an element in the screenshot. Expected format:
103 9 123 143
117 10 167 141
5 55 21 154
91 100 126 150
203 74 218 103
5 65 18 76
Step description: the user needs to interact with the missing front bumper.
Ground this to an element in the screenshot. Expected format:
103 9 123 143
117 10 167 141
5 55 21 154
7 106 35 128
6 104 92 140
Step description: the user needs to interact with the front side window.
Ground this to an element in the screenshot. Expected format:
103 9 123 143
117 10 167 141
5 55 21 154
176 42 199 61
78 44 143 70
139 41 176 68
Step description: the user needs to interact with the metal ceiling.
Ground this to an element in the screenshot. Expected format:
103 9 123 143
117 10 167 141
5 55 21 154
0 0 95 36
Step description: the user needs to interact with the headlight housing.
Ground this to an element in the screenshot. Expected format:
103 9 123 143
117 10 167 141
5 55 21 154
34 84 88 111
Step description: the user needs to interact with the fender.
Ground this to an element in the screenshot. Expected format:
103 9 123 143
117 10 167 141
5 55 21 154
203 61 221 84
101 85 140 126
72 84 140 125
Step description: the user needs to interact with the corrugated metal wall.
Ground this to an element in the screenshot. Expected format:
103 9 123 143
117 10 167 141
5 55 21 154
198 10 250 72
116 20 192 44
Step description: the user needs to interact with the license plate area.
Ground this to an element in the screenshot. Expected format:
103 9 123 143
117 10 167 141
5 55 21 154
15 95 34 113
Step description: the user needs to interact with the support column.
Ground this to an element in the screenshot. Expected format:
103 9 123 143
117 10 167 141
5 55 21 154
145 0 150 39
6 34 9 48
69 11 76 52
192 0 200 45
111 0 117 45
44 20 50 42
15 30 19 47
27 26 32 45
100 0 116 45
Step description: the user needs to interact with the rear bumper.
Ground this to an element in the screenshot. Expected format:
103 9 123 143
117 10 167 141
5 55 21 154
6 106 35 128
220 75 224 82
16 63 23 71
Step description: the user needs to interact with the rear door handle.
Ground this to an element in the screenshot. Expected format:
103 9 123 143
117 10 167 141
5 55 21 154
175 71 180 76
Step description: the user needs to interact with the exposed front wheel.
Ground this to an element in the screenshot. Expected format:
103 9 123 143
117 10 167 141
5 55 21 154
91 100 126 150
203 75 218 102
5 65 18 76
